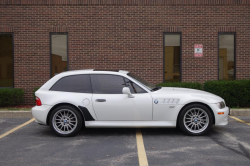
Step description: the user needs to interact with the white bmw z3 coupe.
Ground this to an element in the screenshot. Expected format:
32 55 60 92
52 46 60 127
32 69 229 137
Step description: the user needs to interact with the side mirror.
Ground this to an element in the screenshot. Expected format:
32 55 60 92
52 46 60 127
122 87 134 98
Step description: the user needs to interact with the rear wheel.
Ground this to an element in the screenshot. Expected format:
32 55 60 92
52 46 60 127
49 105 83 137
178 104 213 136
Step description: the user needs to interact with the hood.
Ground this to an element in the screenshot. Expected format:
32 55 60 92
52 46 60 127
152 87 224 104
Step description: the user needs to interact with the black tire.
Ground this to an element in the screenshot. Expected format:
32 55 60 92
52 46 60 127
178 104 213 136
49 105 83 137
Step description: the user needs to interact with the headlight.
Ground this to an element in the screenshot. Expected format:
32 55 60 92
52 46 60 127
216 101 225 109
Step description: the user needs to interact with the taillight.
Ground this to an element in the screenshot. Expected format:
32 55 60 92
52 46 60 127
36 97 42 106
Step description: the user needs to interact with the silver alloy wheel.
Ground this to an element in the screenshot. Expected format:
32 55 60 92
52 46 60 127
52 109 78 134
183 108 209 134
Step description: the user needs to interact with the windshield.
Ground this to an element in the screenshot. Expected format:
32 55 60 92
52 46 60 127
127 73 159 91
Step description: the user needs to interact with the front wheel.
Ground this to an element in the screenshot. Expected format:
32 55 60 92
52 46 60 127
178 104 213 136
49 105 83 137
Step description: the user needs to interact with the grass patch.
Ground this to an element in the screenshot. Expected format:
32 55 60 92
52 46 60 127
0 108 31 111
231 107 250 109
0 104 33 111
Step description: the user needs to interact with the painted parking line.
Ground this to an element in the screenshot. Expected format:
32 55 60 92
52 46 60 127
0 118 35 139
230 116 250 126
136 129 148 166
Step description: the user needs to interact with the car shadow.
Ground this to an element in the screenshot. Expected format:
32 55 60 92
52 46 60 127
36 125 185 138
140 128 184 137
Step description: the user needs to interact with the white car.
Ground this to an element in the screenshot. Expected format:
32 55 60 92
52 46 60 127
32 69 229 137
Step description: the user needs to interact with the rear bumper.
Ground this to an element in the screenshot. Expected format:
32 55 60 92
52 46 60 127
32 105 52 125
209 104 229 126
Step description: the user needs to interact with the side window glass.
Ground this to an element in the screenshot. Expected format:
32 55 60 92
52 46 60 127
124 78 147 94
91 75 126 94
50 75 92 93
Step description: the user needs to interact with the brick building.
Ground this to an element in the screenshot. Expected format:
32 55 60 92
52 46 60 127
0 0 249 104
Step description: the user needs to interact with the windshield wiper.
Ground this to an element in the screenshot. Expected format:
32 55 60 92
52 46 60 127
151 86 162 92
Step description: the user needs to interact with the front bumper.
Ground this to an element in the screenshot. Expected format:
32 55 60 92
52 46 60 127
208 104 229 126
32 105 52 125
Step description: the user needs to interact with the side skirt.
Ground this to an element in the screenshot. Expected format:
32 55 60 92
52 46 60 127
85 121 176 128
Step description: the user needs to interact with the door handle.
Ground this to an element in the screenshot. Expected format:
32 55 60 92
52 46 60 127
95 99 106 102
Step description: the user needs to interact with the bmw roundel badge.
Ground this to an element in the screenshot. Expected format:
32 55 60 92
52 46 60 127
154 99 158 104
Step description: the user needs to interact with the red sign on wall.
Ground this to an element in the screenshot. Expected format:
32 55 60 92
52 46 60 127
194 44 203 57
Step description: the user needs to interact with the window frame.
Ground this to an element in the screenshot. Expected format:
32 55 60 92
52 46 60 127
218 32 236 80
123 77 147 94
49 74 93 93
50 32 69 78
163 32 182 82
0 32 14 88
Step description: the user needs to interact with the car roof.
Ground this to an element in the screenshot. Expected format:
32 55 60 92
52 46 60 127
61 69 129 75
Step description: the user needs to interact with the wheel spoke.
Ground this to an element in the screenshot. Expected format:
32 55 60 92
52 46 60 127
194 110 197 116
196 124 199 130
66 125 69 131
59 124 64 129
197 110 200 116
198 113 204 117
70 116 75 120
69 122 75 125
68 125 72 130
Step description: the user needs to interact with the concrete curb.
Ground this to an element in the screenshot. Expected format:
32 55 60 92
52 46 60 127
230 109 250 116
0 109 250 118
0 111 32 118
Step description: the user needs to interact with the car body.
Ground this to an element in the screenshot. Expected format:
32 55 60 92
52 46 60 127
32 69 229 136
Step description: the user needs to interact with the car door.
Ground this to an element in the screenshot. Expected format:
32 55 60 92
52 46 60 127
91 74 153 121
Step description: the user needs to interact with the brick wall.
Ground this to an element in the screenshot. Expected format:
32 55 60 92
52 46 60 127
0 0 249 104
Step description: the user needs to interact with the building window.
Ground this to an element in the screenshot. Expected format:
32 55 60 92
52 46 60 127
50 34 68 77
164 33 181 82
0 34 14 87
219 33 235 80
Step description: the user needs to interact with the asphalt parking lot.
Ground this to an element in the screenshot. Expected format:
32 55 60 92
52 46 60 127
0 117 250 166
